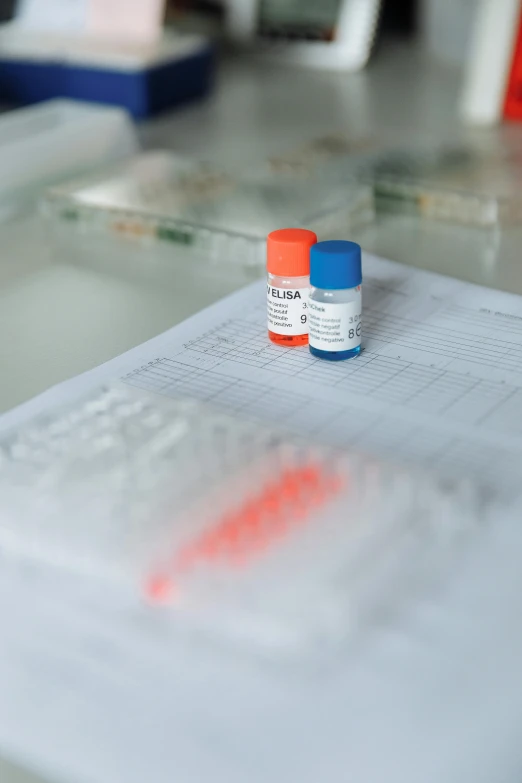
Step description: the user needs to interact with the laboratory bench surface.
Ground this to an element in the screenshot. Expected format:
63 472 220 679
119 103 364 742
2 44 522 418
3 40 522 783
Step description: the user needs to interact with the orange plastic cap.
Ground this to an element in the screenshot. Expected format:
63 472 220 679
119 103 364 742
267 228 317 277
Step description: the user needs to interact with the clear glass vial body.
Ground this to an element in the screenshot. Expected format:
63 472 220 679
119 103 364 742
308 284 362 361
267 272 309 347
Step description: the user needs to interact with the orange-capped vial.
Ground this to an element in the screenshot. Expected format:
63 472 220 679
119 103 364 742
267 228 317 347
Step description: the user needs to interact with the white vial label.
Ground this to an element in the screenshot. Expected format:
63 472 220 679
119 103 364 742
309 298 362 352
267 285 309 335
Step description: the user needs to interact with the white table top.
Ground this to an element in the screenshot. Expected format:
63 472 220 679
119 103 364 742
3 41 522 782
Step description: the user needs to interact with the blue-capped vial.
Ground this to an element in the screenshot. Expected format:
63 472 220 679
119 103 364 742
308 240 362 361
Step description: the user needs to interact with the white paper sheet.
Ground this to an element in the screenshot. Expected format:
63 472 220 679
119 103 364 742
3 253 522 783
4 252 522 490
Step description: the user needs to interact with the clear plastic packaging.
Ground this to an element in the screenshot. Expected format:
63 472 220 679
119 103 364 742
0 384 487 656
0 98 138 219
352 139 522 227
42 150 375 267
246 132 522 228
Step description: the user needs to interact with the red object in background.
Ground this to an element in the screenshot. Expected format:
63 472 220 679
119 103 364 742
504 4 522 119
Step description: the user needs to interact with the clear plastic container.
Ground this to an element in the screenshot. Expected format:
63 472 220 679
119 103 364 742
251 131 522 228
0 383 488 658
351 139 522 227
0 98 138 220
42 150 375 267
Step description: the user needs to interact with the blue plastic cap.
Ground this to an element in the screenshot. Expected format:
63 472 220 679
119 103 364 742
310 240 362 290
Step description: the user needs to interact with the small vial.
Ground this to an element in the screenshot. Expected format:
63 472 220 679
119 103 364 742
267 228 317 347
309 240 362 361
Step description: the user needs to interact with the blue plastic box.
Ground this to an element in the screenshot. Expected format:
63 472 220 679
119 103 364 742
0 29 215 118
